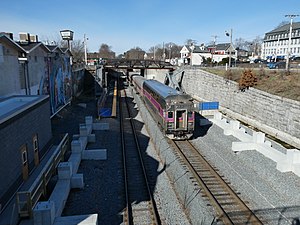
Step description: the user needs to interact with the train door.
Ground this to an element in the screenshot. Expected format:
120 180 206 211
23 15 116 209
175 109 187 130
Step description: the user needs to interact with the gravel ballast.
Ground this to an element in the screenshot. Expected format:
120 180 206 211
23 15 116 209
55 86 300 225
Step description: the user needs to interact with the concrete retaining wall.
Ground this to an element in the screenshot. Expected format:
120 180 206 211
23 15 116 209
181 67 300 148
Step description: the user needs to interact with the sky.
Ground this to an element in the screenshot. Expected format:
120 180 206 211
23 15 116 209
1 0 300 55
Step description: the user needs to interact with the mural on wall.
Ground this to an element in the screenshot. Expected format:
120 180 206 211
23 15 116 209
39 55 72 114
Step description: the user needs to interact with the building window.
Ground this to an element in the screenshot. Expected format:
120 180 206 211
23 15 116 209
22 148 28 165
33 135 38 152
34 56 37 62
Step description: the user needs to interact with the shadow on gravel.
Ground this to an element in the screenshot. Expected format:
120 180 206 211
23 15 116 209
191 112 212 139
246 205 300 224
125 93 165 204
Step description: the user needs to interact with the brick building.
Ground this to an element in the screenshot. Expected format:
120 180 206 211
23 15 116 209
0 95 52 211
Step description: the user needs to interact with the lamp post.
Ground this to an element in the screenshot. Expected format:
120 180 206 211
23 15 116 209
225 29 233 68
60 29 74 51
285 14 299 72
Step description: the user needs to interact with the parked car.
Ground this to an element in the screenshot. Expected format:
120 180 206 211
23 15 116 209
291 56 300 61
267 61 286 69
254 58 267 64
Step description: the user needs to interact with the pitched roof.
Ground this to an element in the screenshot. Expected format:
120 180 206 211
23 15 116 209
192 45 210 53
17 42 50 53
207 43 231 51
266 22 300 34
0 34 26 53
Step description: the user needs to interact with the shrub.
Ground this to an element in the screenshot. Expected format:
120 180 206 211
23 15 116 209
238 69 258 91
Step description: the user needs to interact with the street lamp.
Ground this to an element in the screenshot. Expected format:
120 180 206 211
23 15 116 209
60 29 74 50
225 29 233 68
285 14 299 72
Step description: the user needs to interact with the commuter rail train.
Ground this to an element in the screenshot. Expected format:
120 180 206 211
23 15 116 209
131 75 195 140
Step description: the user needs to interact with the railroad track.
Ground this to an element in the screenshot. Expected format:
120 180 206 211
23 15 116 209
173 140 263 225
119 88 161 225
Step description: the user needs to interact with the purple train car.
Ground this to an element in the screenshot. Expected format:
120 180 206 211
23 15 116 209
132 75 195 140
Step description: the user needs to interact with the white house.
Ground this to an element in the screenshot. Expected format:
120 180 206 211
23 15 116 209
179 44 211 65
207 43 236 63
180 43 235 65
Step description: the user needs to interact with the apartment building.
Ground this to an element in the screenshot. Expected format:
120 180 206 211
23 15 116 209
261 22 300 60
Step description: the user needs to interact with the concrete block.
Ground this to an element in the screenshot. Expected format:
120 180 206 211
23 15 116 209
214 112 222 120
72 134 80 140
277 160 293 172
58 162 73 180
253 131 265 143
68 153 81 175
232 142 256 152
93 122 109 130
289 149 300 163
71 174 84 189
79 136 88 150
71 140 82 153
82 149 107 160
54 214 98 225
49 180 70 217
85 116 93 125
230 120 240 130
33 201 55 225
292 164 300 177
224 128 233 136
265 140 272 147
80 124 88 136
88 134 96 143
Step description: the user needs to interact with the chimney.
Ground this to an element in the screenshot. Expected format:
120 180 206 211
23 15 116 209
0 32 13 40
19 32 30 43
29 34 38 43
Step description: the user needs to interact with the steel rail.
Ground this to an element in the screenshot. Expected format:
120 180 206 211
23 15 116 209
173 140 263 225
120 85 160 225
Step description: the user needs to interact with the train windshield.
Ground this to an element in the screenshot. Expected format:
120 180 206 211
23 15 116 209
168 112 173 118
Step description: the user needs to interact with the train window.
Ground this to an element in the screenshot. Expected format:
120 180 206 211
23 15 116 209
168 112 173 118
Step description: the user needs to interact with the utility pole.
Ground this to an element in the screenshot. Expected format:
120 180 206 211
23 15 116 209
211 35 218 64
84 34 88 65
285 14 299 72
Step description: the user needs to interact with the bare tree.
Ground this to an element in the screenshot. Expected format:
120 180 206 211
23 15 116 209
248 36 263 56
234 36 262 55
275 21 290 29
57 39 85 63
99 43 115 59
125 47 145 59
185 39 197 46
70 39 85 63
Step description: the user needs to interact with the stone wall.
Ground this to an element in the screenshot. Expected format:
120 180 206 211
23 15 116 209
182 67 300 148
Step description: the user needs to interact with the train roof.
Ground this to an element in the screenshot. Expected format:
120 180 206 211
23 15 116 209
144 79 190 100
